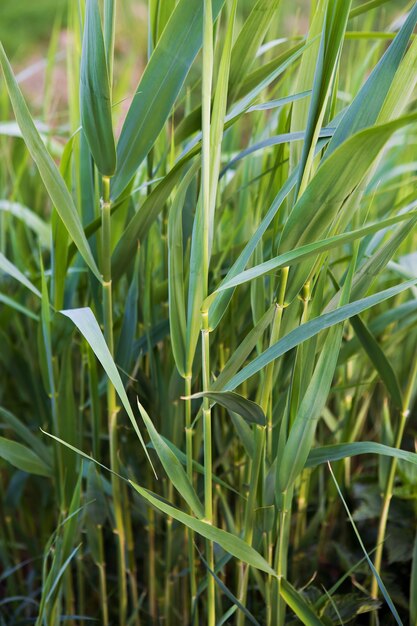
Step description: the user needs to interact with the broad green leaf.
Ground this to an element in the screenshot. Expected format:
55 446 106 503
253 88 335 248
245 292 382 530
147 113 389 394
378 33 417 123
290 0 325 169
112 158 195 282
0 252 41 297
350 315 403 409
0 407 51 465
111 0 225 200
223 279 417 391
332 214 417 309
207 171 297 330
327 3 417 155
229 0 281 99
80 0 116 176
103 0 116 80
155 436 242 496
129 480 275 576
198 548 261 626
295 0 352 196
188 391 266 426
176 41 308 144
220 127 334 177
280 578 325 626
0 43 101 281
306 442 417 468
280 114 417 303
212 305 275 391
277 325 343 493
216 209 417 291
349 0 393 18
168 165 198 377
137 400 204 518
0 200 50 248
0 437 52 477
60 307 154 472
115 250 140 377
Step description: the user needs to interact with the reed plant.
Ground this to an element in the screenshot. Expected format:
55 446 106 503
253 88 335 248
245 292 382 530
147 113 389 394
1 0 417 624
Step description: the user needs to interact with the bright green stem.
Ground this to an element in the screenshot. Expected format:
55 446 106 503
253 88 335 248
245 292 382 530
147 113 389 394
264 267 289 460
202 311 215 626
125 483 141 626
274 488 293 626
371 351 417 602
102 175 127 626
185 375 199 624
202 1 215 624
237 271 288 626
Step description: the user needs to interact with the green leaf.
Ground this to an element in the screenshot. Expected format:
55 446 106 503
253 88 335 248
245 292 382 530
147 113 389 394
216 209 417 291
349 315 403 409
0 437 51 477
155 436 242 496
137 400 204 518
112 158 195 282
188 391 266 426
306 442 417 469
212 305 275 391
229 0 281 99
80 0 116 176
198 547 261 626
0 200 51 248
111 0 225 199
129 480 275 576
295 0 352 196
0 43 101 281
280 114 417 303
60 307 155 472
223 279 417 391
0 252 41 297
279 578 325 626
0 407 51 465
168 165 198 377
327 3 417 155
349 0 393 18
277 325 343 493
0 293 39 320
328 464 403 625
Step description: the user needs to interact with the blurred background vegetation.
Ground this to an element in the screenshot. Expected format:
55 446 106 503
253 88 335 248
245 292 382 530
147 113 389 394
0 0 409 60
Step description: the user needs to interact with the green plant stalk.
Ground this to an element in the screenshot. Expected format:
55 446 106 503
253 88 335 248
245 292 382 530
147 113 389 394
236 424 265 626
202 1 215 624
148 474 158 623
102 175 127 626
202 310 215 626
185 374 199 623
76 555 85 626
124 483 141 626
275 487 294 626
97 525 109 626
164 481 174 626
371 349 417 600
237 268 289 626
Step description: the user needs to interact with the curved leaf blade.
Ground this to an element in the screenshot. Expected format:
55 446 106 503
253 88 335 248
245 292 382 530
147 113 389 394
80 0 116 176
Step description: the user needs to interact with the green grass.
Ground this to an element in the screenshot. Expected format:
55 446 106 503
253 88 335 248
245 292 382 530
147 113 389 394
1 1 417 625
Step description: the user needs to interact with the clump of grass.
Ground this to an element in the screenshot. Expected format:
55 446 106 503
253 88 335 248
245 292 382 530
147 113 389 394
1 1 417 625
